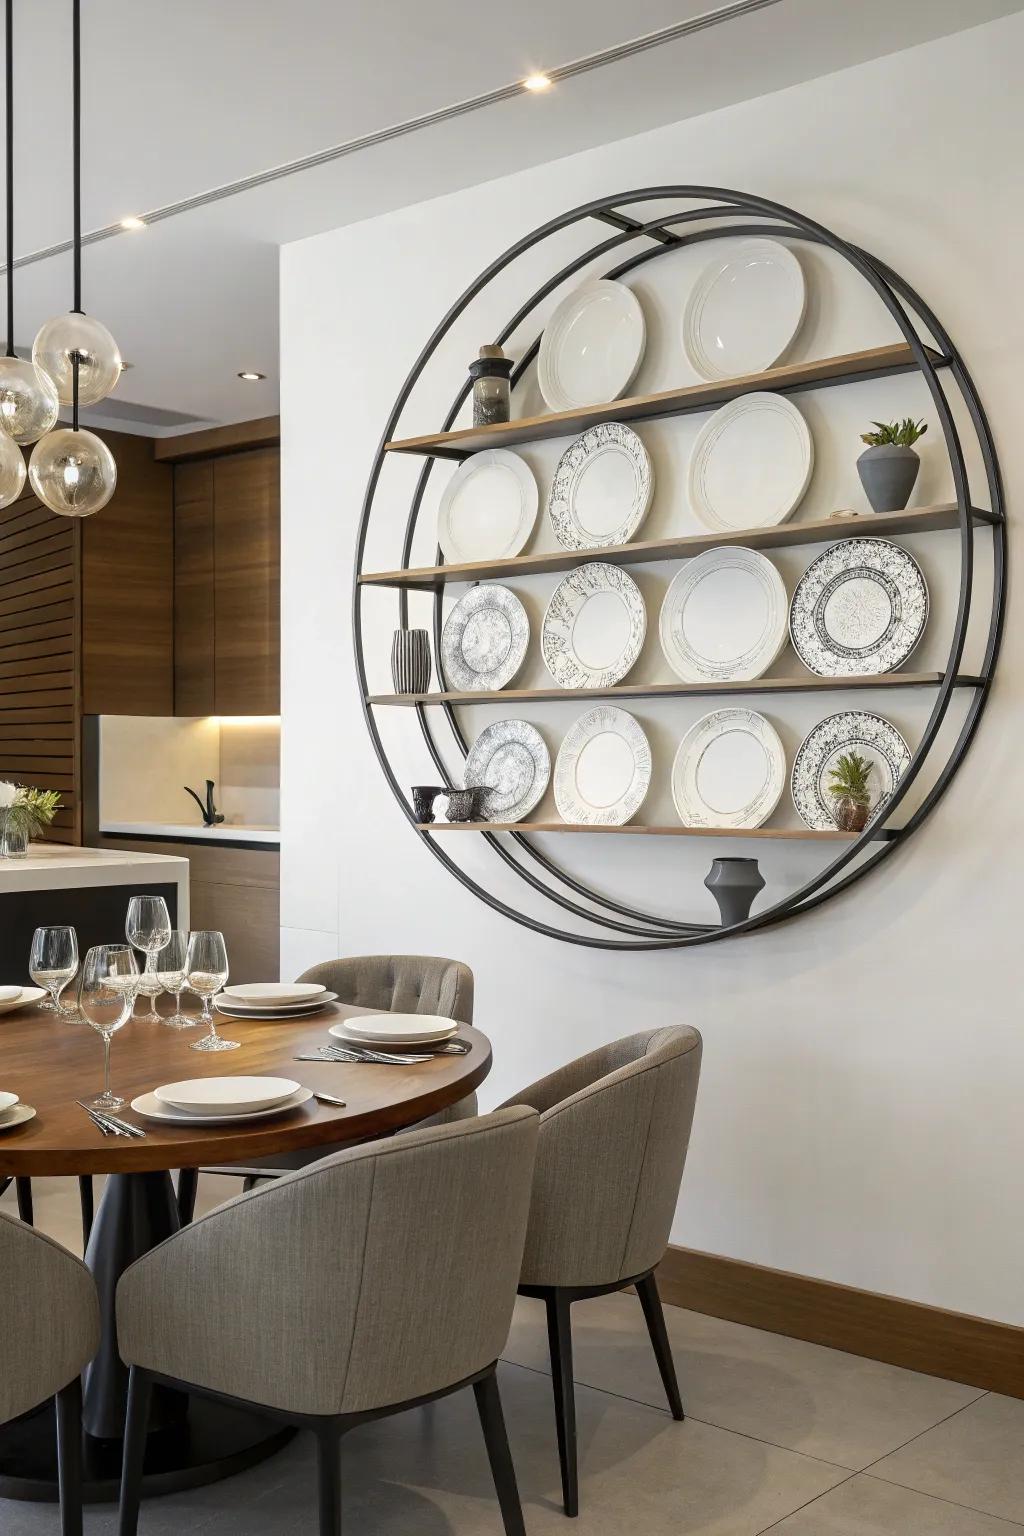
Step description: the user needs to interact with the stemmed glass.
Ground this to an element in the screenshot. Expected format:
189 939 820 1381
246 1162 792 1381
186 931 237 1053
156 931 194 1030
29 926 79 1016
126 895 171 1023
78 945 139 1109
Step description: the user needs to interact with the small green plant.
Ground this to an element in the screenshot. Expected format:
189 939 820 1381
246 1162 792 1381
0 782 63 839
860 417 928 448
827 752 874 806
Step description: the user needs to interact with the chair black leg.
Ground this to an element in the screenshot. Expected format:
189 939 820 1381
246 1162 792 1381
545 1290 578 1518
636 1273 684 1421
55 1379 83 1536
16 1176 33 1224
315 1424 342 1536
473 1369 526 1536
118 1366 153 1536
177 1167 199 1225
78 1176 95 1247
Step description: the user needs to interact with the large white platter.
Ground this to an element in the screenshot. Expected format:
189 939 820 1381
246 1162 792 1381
155 1076 301 1115
330 1014 456 1046
132 1088 313 1125
659 548 788 683
440 585 529 691
789 538 929 676
688 393 813 533
538 279 646 412
541 563 646 689
222 982 326 1006
791 711 911 830
554 706 652 826
547 422 654 551
672 708 786 829
465 719 550 822
682 239 806 381
437 450 538 563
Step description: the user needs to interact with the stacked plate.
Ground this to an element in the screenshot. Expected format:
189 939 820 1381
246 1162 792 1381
214 982 337 1020
329 1013 458 1050
0 1089 36 1132
0 985 46 1014
132 1076 313 1125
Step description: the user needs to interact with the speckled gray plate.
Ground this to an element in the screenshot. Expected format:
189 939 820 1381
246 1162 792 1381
465 719 550 822
440 585 530 691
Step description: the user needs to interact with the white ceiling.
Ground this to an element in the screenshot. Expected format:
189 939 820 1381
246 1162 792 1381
3 0 1019 434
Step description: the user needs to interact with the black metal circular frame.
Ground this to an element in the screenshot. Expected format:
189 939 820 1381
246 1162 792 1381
353 186 1006 948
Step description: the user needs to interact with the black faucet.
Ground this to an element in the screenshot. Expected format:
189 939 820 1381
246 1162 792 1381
183 779 225 827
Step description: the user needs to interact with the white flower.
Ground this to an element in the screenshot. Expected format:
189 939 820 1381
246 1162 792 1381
0 781 17 809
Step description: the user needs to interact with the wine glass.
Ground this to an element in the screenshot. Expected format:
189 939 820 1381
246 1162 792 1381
77 945 138 1109
185 931 237 1053
29 926 78 1015
126 895 171 1023
156 931 193 1030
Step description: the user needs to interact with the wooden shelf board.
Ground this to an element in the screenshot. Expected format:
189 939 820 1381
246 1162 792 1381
360 504 993 591
419 821 898 842
385 343 947 459
367 671 988 708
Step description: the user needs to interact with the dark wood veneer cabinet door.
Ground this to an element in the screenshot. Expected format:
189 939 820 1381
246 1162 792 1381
173 461 216 715
213 448 280 715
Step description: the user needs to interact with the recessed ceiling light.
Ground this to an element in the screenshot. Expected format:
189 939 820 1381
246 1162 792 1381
120 215 146 231
238 370 266 382
523 72 552 92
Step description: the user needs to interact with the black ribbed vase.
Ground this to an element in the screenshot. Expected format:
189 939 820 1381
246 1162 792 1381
391 629 432 695
704 857 765 927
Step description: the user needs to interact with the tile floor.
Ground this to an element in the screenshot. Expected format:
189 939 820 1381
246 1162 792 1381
3 1176 1023 1534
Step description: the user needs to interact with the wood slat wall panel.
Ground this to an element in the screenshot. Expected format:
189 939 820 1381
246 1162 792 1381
0 492 80 842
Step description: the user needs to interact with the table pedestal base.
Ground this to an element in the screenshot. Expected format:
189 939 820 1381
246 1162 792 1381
0 1397 294 1503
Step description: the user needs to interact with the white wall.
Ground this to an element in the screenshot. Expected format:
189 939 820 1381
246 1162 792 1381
280 16 1024 1325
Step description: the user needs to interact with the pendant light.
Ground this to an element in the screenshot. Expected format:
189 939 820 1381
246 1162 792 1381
29 0 117 518
0 0 57 483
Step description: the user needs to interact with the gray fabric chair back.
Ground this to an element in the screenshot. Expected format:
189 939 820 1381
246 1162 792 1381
501 1026 702 1288
298 955 473 1024
117 1106 537 1418
0 1211 100 1424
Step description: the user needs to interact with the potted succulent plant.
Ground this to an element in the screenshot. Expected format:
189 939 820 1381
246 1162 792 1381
857 417 927 513
827 752 874 832
0 781 63 858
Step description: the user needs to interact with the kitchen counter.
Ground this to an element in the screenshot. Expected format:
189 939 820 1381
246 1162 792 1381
100 821 280 847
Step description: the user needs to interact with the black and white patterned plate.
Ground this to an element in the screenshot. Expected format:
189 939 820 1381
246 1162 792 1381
465 719 550 822
440 585 529 692
547 422 654 550
791 711 911 830
789 538 929 676
541 563 647 689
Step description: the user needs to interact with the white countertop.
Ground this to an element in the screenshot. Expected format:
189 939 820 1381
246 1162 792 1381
0 843 190 893
101 821 281 846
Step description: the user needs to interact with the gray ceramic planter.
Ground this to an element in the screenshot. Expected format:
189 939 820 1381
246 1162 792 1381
857 443 920 513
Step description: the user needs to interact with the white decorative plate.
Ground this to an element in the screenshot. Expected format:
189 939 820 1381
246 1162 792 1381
132 1088 314 1125
330 1015 456 1045
437 450 538 563
222 982 326 1006
0 1104 36 1132
672 709 786 829
688 393 813 533
538 279 646 412
554 706 652 826
155 1076 302 1115
541 563 646 689
465 719 550 822
791 711 911 830
440 585 529 691
682 239 806 381
659 548 788 683
789 538 929 676
547 422 654 550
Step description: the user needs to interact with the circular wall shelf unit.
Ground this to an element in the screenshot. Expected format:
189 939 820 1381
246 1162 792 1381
353 186 1006 949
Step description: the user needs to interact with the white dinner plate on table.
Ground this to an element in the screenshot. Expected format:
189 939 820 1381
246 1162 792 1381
329 1015 457 1047
221 983 326 1007
214 991 338 1018
0 1103 35 1132
0 987 22 1005
539 279 645 411
0 986 46 1015
155 1077 302 1116
0 1091 18 1113
132 1088 313 1126
437 450 538 563
683 239 805 381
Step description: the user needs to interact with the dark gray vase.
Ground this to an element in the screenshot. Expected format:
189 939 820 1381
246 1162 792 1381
704 857 765 927
857 443 920 513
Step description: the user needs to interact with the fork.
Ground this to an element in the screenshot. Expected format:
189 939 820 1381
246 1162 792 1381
295 1046 438 1066
76 1100 146 1139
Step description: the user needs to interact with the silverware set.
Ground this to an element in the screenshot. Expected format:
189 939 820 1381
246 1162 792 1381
77 1101 146 1139
294 1039 470 1067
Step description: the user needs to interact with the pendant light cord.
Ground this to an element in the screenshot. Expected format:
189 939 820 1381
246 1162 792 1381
5 0 14 359
71 0 80 427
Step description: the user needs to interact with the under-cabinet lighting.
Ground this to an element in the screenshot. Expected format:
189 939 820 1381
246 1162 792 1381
211 716 281 726
522 72 552 92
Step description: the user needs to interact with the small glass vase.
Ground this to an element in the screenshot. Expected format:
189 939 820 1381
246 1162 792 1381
0 816 29 859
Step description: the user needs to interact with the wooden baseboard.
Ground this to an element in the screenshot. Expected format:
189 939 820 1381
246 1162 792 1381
657 1245 1024 1398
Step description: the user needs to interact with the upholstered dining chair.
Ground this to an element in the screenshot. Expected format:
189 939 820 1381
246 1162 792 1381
499 1025 702 1517
0 1210 100 1536
179 953 477 1218
118 1107 539 1536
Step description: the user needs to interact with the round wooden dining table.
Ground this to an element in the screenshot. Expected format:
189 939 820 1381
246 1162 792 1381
0 996 491 1502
